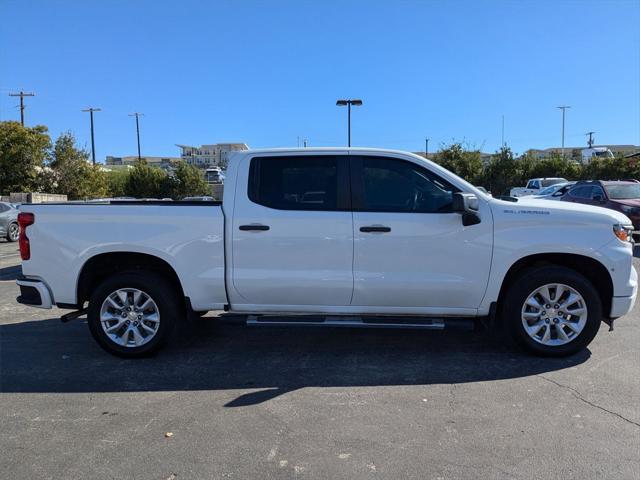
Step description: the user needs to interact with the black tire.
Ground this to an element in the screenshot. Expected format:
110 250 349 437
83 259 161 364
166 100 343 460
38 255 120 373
87 271 182 358
502 266 602 357
6 222 19 242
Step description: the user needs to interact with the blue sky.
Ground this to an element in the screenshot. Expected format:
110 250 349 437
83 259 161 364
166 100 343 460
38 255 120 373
1 0 639 160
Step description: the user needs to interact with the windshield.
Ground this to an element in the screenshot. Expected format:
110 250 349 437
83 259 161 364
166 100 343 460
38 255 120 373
539 185 562 195
605 184 640 199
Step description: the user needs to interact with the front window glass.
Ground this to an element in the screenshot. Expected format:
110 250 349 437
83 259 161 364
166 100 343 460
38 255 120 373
360 157 457 213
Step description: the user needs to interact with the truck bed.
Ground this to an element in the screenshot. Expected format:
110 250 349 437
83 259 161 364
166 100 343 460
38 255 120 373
19 202 227 311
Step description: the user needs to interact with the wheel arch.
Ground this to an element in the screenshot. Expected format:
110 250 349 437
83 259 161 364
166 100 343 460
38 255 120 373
496 253 613 317
76 252 186 310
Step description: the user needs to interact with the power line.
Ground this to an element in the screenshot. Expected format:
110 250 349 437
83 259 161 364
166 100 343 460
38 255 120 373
81 107 101 165
8 90 35 126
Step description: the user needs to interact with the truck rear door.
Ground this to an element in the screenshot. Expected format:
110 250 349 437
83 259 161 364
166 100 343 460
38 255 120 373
230 153 353 308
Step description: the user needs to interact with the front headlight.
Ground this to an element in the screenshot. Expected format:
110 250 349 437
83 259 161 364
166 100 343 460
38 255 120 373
620 205 640 215
613 223 634 243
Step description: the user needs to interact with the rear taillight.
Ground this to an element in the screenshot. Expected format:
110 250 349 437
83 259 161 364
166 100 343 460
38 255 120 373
18 212 35 260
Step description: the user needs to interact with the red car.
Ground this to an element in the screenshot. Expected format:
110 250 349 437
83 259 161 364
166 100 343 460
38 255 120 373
561 180 640 231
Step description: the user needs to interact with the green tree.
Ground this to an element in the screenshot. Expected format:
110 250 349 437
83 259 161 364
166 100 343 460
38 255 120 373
125 162 175 198
104 168 131 197
48 132 108 200
433 143 484 185
172 162 210 198
484 146 522 195
0 121 51 194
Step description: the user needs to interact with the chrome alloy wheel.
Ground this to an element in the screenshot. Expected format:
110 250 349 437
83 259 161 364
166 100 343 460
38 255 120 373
99 288 160 347
521 283 588 346
8 223 19 241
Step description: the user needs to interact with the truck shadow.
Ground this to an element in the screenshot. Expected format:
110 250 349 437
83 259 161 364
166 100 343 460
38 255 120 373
0 317 590 406
0 265 21 280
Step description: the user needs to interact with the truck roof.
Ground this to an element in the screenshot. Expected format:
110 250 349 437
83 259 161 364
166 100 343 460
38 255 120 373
231 147 418 156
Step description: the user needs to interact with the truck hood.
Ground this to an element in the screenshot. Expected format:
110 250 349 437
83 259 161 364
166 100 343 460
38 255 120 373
611 198 640 208
491 197 631 226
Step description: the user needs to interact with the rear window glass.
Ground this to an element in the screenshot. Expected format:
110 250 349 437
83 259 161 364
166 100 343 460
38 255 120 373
249 156 338 210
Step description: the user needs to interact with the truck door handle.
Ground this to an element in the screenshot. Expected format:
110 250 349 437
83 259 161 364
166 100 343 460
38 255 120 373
360 226 391 233
239 224 270 231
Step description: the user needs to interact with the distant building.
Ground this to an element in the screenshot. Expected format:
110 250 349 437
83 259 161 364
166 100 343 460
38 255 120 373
105 156 181 172
526 145 640 160
176 143 249 168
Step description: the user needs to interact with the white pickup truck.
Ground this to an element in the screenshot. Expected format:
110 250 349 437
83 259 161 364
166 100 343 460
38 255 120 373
16 148 637 358
510 178 568 198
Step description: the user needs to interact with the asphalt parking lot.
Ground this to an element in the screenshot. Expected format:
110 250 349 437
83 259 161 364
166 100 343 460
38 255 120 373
1 239 639 479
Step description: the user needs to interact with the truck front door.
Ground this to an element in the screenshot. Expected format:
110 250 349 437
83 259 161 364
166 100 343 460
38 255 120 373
349 155 493 313
231 154 353 309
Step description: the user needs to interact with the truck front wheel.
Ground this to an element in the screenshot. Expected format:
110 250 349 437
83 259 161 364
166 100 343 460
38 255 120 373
502 266 602 357
87 272 180 358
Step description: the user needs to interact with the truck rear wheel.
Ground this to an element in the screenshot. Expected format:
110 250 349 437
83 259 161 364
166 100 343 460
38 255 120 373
87 271 181 358
502 266 602 357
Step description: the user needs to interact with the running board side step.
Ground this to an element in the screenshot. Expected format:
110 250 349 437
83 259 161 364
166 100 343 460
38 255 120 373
246 315 475 330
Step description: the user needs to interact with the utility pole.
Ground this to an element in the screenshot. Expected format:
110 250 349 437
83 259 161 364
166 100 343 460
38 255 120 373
586 131 595 148
9 90 35 126
557 105 571 158
128 112 144 161
425 137 429 158
82 107 101 164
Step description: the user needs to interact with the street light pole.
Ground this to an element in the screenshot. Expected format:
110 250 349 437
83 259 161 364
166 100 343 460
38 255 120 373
128 112 144 161
557 106 571 158
82 107 101 165
336 99 363 147
425 137 429 158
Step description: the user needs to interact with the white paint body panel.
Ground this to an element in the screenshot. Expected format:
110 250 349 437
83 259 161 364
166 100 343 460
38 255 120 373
229 152 354 307
20 204 227 310
18 147 636 322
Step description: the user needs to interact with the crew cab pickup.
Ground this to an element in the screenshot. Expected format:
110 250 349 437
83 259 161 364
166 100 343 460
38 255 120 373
510 178 568 197
16 148 637 358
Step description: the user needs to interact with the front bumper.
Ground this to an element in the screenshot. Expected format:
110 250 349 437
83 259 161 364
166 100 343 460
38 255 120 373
16 277 53 309
609 265 637 319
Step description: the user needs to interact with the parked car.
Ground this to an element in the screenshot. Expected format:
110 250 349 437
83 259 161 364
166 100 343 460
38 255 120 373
15 148 637 358
530 182 576 200
560 180 640 231
182 196 216 201
510 178 568 197
0 201 19 242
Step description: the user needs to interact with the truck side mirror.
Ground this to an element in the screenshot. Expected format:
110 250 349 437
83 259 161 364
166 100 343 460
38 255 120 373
453 192 481 226
593 194 605 203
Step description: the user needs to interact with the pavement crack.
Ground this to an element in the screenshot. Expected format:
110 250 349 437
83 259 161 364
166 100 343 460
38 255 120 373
537 374 640 428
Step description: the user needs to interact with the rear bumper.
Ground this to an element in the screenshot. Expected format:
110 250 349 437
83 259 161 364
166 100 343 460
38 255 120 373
16 277 53 309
